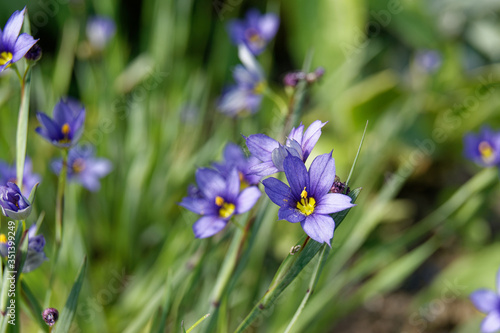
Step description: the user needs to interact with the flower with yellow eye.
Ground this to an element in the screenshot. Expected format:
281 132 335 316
0 7 38 72
179 168 261 239
263 153 354 246
464 127 500 168
35 98 85 148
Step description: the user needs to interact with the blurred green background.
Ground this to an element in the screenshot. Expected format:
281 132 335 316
1 0 500 332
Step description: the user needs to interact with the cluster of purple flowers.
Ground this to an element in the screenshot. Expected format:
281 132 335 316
464 127 500 168
217 10 279 117
180 143 262 238
36 98 112 191
181 121 355 246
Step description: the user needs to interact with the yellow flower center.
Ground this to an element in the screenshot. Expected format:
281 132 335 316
59 123 72 143
479 141 494 161
215 196 235 219
0 234 6 244
239 172 249 190
0 52 13 66
296 187 316 216
72 158 86 173
253 81 267 94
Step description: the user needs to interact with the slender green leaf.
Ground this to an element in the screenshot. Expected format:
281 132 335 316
20 281 49 333
53 257 87 333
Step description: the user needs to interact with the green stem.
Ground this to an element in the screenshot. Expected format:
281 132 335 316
15 67 31 192
264 88 288 117
55 149 69 246
283 245 329 333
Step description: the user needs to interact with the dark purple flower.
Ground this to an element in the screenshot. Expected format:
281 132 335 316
179 168 261 238
52 146 112 192
24 225 48 272
0 7 38 72
24 43 42 61
464 127 500 167
213 143 262 186
36 98 86 148
262 153 354 245
86 16 116 50
0 182 32 220
470 267 500 333
0 157 41 197
42 308 59 327
227 9 279 55
245 120 327 177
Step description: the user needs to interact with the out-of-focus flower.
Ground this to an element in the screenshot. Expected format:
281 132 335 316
0 182 32 220
464 127 500 167
330 176 350 194
86 15 116 50
218 46 266 117
227 9 279 55
52 147 112 192
213 143 261 187
284 67 325 87
245 120 327 176
42 308 59 327
0 7 38 72
179 168 261 238
0 225 48 272
415 50 442 73
24 225 48 272
0 157 41 197
262 153 355 245
470 267 500 333
36 98 85 148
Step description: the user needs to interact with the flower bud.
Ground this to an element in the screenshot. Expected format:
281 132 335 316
42 308 59 327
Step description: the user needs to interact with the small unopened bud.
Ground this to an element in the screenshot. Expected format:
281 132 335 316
24 44 42 62
42 308 59 327
283 71 306 87
306 67 325 83
330 176 350 194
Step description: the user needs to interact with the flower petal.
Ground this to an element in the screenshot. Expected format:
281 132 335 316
235 186 261 214
278 206 305 223
283 155 309 200
262 177 294 207
471 289 500 313
315 193 355 215
226 168 240 202
249 161 279 177
481 310 500 333
11 33 37 62
2 8 25 50
179 197 215 215
192 216 227 238
258 13 279 41
301 214 335 246
309 152 335 197
245 133 279 162
227 20 246 44
288 123 304 145
195 168 226 200
301 120 327 161
36 112 62 141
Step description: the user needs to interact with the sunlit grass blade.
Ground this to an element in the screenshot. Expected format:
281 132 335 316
346 120 368 186
185 313 210 333
53 256 87 333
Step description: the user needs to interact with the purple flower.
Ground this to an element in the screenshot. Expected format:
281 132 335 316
0 157 41 197
86 16 116 50
262 153 355 245
0 182 32 220
213 143 262 186
218 46 266 117
0 7 38 72
470 267 500 333
0 225 48 272
179 168 261 238
227 9 279 55
464 127 500 167
415 50 442 73
245 120 327 177
36 98 86 148
52 147 112 192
